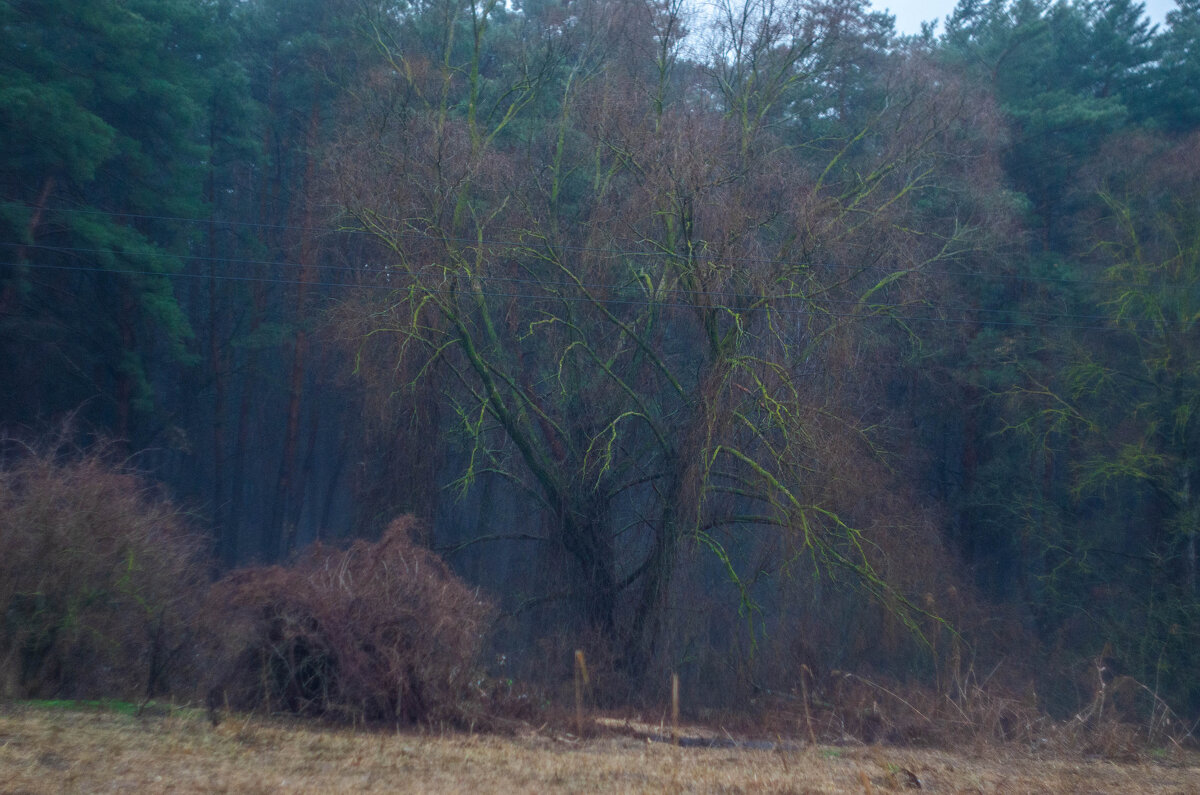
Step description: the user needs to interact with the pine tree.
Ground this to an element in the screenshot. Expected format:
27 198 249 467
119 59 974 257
0 0 230 444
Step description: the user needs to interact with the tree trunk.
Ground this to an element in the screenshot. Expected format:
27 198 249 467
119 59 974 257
229 62 279 565
1 176 56 316
205 124 231 563
1182 463 1196 595
115 286 136 444
271 98 320 560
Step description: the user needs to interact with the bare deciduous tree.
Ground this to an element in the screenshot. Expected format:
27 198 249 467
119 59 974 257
334 0 995 682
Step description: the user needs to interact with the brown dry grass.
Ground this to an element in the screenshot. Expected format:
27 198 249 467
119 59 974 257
1 704 1197 794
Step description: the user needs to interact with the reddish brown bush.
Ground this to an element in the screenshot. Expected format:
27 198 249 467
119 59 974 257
0 446 207 700
203 517 494 726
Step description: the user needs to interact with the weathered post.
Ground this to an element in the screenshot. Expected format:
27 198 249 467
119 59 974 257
574 649 588 737
671 672 680 745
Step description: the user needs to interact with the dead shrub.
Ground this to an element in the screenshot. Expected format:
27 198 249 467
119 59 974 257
767 657 1196 757
1047 657 1196 759
203 517 494 726
0 444 207 700
750 667 1050 749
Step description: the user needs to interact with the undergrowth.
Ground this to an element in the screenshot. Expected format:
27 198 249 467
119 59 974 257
1 441 1195 754
201 517 495 727
0 441 206 701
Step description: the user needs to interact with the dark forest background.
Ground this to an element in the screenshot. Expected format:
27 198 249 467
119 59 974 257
2 0 1198 720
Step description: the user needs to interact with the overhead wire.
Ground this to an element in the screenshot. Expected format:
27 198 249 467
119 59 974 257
0 200 1182 292
4 257 1186 335
2 201 1194 335
0 239 1132 324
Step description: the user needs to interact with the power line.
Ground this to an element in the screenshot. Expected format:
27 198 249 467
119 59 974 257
7 258 1185 334
1 240 1129 324
1 200 1182 294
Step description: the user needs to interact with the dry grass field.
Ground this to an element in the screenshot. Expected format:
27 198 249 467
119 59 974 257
1 703 1198 794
